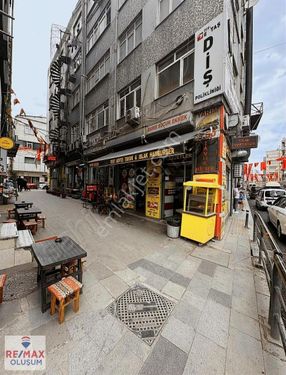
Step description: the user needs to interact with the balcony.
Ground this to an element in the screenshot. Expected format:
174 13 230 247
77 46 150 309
250 102 263 131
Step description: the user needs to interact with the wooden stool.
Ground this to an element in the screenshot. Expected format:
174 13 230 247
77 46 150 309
7 209 15 219
48 276 82 324
23 220 38 235
37 214 46 228
0 274 7 304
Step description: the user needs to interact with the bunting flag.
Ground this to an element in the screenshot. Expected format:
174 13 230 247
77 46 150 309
248 163 253 175
254 162 259 167
19 108 26 116
260 161 266 171
267 161 272 165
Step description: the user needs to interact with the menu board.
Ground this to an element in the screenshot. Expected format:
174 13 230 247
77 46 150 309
195 139 219 174
145 161 162 219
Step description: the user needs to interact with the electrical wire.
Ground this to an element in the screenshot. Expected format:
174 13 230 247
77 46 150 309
254 42 286 54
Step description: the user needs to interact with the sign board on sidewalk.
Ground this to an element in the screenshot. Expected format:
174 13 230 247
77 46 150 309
194 13 225 104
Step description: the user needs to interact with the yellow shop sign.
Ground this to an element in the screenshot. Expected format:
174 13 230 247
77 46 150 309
0 137 14 150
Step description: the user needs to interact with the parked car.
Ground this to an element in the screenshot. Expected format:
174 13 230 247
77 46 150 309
249 186 258 199
255 188 286 210
268 196 286 239
38 182 48 190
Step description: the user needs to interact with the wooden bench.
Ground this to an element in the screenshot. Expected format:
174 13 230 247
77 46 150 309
23 220 38 235
0 274 7 304
48 276 82 324
36 214 46 228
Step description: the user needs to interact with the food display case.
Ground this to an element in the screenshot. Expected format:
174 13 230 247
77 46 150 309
180 174 221 244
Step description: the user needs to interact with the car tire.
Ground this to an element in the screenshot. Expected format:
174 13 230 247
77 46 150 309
277 222 285 240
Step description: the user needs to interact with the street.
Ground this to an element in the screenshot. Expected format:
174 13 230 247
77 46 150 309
248 198 286 253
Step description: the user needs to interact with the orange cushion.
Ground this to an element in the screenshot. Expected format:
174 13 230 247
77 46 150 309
0 274 7 287
62 276 82 292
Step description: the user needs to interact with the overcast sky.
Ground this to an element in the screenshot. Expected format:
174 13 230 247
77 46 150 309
12 0 286 162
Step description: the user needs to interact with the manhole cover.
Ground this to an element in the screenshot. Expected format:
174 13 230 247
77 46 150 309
3 268 38 301
107 285 175 345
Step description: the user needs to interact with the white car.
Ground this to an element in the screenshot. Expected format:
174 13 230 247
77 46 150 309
268 196 286 239
255 188 286 210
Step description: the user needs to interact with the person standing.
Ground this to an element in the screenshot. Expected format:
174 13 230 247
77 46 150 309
233 185 240 213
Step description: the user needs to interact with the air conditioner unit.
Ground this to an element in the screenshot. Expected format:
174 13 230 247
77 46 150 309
241 115 250 129
126 107 140 127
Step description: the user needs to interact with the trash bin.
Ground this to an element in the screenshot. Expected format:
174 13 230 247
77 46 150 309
166 217 181 239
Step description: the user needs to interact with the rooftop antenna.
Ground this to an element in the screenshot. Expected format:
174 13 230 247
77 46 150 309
50 24 66 60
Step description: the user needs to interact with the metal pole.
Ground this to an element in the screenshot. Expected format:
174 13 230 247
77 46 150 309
268 262 282 340
0 9 15 20
245 210 249 228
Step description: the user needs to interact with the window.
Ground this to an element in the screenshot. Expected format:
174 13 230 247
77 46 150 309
24 157 35 164
157 39 194 97
73 51 82 72
159 0 184 23
86 102 109 133
87 3 111 53
118 79 141 119
119 14 142 62
73 87 80 107
86 50 110 93
26 142 33 149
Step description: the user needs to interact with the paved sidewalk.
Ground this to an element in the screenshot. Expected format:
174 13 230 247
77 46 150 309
0 191 285 374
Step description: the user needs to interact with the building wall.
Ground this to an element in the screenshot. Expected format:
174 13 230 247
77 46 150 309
48 0 249 162
11 116 48 181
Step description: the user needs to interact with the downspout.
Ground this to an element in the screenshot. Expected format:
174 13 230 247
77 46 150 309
244 7 253 116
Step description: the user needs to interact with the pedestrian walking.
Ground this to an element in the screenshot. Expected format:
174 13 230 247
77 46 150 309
238 188 246 211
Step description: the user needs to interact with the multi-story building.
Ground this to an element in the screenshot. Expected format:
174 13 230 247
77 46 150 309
10 115 48 185
264 149 282 183
46 0 262 239
0 0 15 182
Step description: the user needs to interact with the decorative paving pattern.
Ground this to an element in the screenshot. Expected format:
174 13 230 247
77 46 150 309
107 284 175 345
4 268 38 301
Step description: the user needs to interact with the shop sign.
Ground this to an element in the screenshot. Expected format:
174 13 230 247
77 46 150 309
231 135 258 150
0 137 14 150
195 138 219 174
47 155 57 161
194 13 225 104
195 107 220 129
146 112 192 134
146 161 162 219
110 145 183 165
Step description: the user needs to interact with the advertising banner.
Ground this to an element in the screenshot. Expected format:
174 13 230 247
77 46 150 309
145 161 162 219
194 13 225 104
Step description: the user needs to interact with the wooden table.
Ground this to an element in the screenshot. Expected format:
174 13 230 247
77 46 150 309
16 206 42 221
14 202 33 209
31 236 87 312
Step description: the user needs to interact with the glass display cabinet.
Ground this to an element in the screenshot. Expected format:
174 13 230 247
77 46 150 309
181 175 220 244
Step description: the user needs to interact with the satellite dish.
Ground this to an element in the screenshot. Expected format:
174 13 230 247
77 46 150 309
245 0 260 8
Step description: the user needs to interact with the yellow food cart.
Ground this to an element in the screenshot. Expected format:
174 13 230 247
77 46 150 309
180 174 221 244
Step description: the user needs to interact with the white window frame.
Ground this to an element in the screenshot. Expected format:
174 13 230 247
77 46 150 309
86 50 110 93
118 79 141 119
156 41 194 98
118 14 142 62
158 0 184 24
87 3 111 53
86 102 109 134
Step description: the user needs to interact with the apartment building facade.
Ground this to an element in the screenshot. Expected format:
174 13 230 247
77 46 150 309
0 0 15 181
10 115 48 185
46 0 261 239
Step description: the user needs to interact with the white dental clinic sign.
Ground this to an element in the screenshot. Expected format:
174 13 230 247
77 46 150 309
194 13 225 104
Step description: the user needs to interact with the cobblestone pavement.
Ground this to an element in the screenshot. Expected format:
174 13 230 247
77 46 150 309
0 190 285 374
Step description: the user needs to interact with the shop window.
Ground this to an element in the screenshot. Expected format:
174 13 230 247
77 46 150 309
87 2 111 53
86 50 110 93
118 79 141 119
24 157 35 164
119 14 142 62
158 0 184 24
86 102 109 133
185 187 216 216
157 39 194 97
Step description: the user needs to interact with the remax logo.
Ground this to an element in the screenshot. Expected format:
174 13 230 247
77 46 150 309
5 335 46 371
21 336 30 349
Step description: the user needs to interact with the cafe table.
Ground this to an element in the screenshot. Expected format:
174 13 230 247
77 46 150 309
31 236 87 312
14 201 33 209
16 206 42 221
